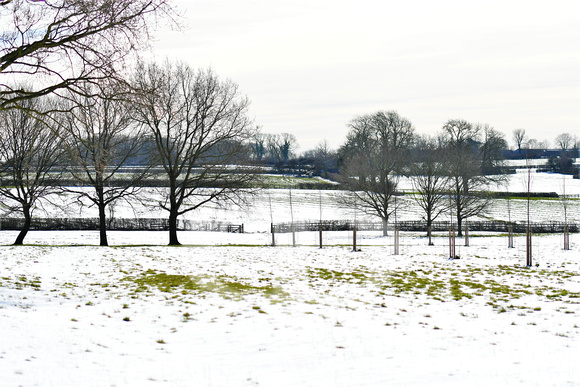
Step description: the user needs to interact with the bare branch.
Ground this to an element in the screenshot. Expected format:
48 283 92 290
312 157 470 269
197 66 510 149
0 0 179 109
132 60 258 245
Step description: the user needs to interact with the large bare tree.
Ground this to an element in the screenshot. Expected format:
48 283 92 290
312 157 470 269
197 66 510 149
0 97 66 244
0 0 176 109
441 120 504 236
132 61 257 245
339 111 415 235
410 135 448 245
62 81 152 246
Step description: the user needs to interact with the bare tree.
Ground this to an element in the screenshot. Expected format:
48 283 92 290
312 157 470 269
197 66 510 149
279 133 298 161
410 135 448 245
62 81 152 246
512 129 527 151
526 138 540 149
0 0 177 109
555 132 574 152
265 134 281 162
339 111 415 236
132 61 257 245
251 131 267 162
441 119 497 237
480 124 507 174
0 97 66 245
310 140 337 178
265 132 298 163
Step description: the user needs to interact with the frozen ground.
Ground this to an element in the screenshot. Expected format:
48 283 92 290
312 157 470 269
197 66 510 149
1 229 580 386
1 171 580 386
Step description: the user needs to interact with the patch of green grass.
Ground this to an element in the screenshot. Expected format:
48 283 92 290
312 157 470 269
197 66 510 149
307 267 371 284
377 265 579 310
1 275 42 291
122 270 288 301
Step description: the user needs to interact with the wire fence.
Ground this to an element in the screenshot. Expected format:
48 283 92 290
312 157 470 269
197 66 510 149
0 216 575 235
272 220 578 234
0 217 245 233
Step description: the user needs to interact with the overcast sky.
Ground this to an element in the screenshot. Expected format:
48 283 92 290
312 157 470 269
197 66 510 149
152 0 580 151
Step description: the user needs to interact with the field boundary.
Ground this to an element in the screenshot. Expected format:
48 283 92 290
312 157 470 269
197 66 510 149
0 217 245 233
272 220 578 234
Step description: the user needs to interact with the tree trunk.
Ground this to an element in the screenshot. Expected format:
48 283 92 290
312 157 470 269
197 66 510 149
427 224 433 246
426 214 434 245
14 205 31 245
98 202 108 247
456 215 463 237
168 209 180 245
382 217 389 236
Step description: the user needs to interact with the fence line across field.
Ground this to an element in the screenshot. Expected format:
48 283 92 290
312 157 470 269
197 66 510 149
272 220 579 234
0 217 244 233
0 217 576 235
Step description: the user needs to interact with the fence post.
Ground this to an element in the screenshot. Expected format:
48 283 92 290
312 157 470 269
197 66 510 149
271 223 276 247
449 224 456 259
526 227 532 266
394 225 399 255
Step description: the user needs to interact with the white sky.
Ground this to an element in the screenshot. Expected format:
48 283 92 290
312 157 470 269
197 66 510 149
152 0 580 151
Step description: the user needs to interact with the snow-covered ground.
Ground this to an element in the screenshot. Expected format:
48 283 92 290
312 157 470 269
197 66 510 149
1 171 580 386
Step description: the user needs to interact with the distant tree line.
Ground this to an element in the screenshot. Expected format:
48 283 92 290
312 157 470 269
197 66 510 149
334 114 578 241
335 111 509 240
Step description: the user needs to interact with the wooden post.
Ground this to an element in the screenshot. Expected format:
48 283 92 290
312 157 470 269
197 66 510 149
464 222 469 247
428 225 433 246
508 224 514 248
449 224 456 259
319 222 323 249
394 225 399 255
271 223 276 247
526 227 532 267
525 164 532 266
564 224 570 250
352 226 357 252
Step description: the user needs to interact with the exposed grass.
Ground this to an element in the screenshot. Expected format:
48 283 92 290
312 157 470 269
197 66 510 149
306 267 370 284
0 275 42 290
121 269 289 301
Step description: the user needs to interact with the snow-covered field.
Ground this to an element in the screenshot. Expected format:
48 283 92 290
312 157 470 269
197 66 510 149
1 171 580 386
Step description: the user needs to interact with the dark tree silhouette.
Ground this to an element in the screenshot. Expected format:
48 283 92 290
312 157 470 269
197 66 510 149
132 61 258 245
339 111 415 236
0 97 66 244
410 135 448 245
62 81 152 246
